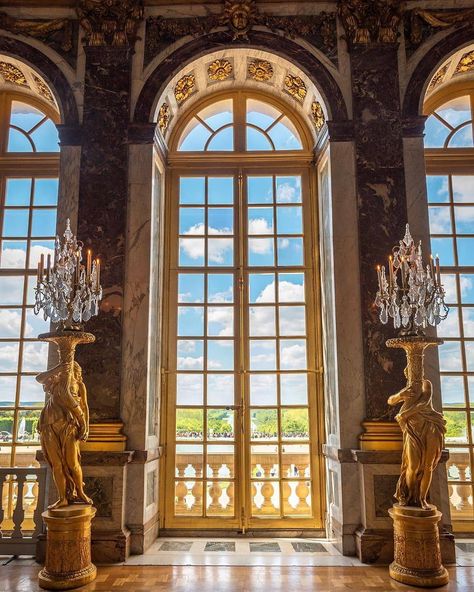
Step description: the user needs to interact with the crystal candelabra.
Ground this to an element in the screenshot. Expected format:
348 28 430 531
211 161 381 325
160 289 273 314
374 224 449 335
34 219 102 330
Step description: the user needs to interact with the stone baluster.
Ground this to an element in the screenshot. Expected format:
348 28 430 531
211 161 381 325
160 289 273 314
259 462 276 514
0 472 6 533
282 481 294 514
251 483 258 515
11 473 26 542
175 462 189 512
226 482 234 511
295 481 311 513
191 481 203 514
455 461 472 515
207 461 223 511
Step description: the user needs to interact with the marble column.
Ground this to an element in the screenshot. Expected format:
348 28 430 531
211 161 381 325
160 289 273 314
347 46 454 564
76 46 132 422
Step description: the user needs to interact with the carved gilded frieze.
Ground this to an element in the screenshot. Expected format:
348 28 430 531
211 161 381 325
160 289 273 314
0 11 77 65
33 74 55 103
427 63 449 92
404 8 474 56
158 103 171 135
311 101 326 132
0 61 28 87
208 59 233 82
338 0 402 45
248 60 274 82
144 9 337 67
77 0 144 47
455 50 474 75
284 74 307 102
175 74 196 104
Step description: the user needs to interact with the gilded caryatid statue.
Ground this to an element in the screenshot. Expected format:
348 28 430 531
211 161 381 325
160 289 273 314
37 332 95 509
387 337 446 510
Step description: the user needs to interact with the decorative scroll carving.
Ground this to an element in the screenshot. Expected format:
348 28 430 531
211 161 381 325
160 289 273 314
0 61 28 86
248 60 273 82
208 59 233 81
427 63 449 92
311 101 325 132
404 8 474 56
0 11 77 65
158 102 170 134
174 73 195 104
284 74 307 102
144 10 337 67
455 50 474 75
77 0 144 47
33 74 55 102
337 0 402 45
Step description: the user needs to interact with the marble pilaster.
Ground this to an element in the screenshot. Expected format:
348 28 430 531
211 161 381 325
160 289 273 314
76 46 132 421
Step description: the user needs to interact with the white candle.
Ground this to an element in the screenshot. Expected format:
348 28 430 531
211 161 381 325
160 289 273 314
436 255 441 287
430 255 435 284
87 249 92 280
46 254 51 281
39 254 44 281
389 255 394 288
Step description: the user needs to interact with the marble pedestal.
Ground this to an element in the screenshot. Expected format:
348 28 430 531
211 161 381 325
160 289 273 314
389 504 449 588
39 505 96 590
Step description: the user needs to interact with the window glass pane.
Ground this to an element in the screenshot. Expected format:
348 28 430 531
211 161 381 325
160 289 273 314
8 128 33 152
178 274 204 303
424 115 449 148
34 178 59 205
281 408 309 439
207 306 234 337
458 239 474 266
177 374 203 406
179 120 211 151
30 119 59 152
462 308 474 337
278 273 305 302
207 409 234 440
0 342 20 372
444 410 469 444
426 176 449 203
179 208 204 235
207 127 233 151
246 127 272 151
277 237 304 266
178 306 204 336
250 340 276 370
438 341 463 372
248 238 274 266
0 308 22 338
207 340 234 371
29 240 54 269
430 238 454 266
31 209 56 236
280 374 307 405
277 206 302 235
455 207 474 233
249 273 275 303
24 308 50 338
1 240 27 268
437 306 460 338
0 276 24 304
436 95 471 127
279 339 307 370
179 238 205 266
448 123 474 148
0 375 17 406
428 207 451 234
180 177 205 204
208 208 233 235
441 376 465 407
251 409 278 440
267 117 302 150
19 376 45 407
208 274 233 303
208 177 233 205
441 274 458 303
207 374 234 406
176 409 203 440
276 176 302 203
199 99 233 129
246 99 280 128
207 238 233 266
3 209 29 237
249 306 276 337
10 101 44 131
247 176 273 204
250 374 277 406
279 306 306 336
5 178 31 206
452 176 474 203
22 342 48 372
248 207 273 235
177 340 204 370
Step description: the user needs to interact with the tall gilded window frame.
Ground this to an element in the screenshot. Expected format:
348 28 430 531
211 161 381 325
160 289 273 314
424 81 474 531
0 90 60 470
159 90 327 531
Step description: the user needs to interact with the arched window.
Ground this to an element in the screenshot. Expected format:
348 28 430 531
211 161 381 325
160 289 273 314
0 91 59 472
162 92 324 530
425 85 474 526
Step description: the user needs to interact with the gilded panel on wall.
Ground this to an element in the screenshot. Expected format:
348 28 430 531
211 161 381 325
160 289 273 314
144 10 337 68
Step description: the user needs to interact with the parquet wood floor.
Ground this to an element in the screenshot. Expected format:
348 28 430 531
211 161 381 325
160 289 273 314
3 565 474 592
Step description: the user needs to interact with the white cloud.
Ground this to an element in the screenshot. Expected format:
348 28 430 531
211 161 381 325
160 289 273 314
0 342 19 371
177 374 203 402
429 207 451 233
249 307 275 336
177 356 204 370
181 224 233 264
276 182 299 203
0 309 22 338
248 217 273 235
452 176 474 202
1 246 26 268
280 341 307 370
249 237 272 255
279 307 306 335
208 286 233 303
278 280 305 302
208 306 233 336
22 342 48 372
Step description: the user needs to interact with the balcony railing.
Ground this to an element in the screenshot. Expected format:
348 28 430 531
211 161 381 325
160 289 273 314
0 467 47 555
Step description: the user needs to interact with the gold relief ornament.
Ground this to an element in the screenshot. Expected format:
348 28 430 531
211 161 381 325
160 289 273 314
248 60 273 82
338 0 402 45
174 73 196 104
158 103 171 135
284 74 307 102
455 50 474 75
0 61 29 87
208 59 233 81
0 11 74 53
311 101 326 132
77 0 144 47
222 0 258 41
428 63 449 92
33 75 55 103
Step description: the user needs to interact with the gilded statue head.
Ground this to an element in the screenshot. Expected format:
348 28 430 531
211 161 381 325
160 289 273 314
223 0 258 40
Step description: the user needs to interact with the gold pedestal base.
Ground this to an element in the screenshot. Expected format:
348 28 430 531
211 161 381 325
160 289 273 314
389 504 449 588
39 504 97 590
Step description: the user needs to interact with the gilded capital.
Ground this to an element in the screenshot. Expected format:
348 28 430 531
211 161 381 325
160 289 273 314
77 0 144 47
337 0 402 45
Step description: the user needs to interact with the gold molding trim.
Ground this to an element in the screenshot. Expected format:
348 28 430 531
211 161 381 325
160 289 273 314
248 60 273 82
208 59 233 82
359 420 402 451
284 74 307 102
158 102 171 135
311 101 325 132
174 73 196 104
80 421 127 452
